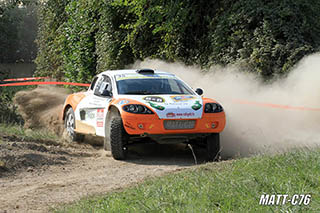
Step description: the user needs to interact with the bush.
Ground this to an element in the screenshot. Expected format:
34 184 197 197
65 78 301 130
95 1 135 72
61 0 100 83
209 0 320 78
34 0 71 79
0 69 24 124
35 0 320 80
0 1 37 63
97 0 216 68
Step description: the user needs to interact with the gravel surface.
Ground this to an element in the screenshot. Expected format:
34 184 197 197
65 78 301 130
0 134 205 212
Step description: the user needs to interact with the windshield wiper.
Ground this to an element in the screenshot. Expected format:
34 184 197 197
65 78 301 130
124 90 154 95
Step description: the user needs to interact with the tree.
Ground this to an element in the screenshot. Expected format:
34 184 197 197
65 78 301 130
0 0 37 63
35 0 320 80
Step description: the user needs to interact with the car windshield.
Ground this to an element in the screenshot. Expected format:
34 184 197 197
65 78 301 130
116 77 194 95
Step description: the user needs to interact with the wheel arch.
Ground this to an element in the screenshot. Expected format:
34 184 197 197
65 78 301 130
108 104 121 115
61 92 86 121
62 104 73 121
105 104 121 123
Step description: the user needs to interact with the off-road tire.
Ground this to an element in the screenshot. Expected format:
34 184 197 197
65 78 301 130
103 136 111 151
206 133 220 162
64 108 84 142
104 110 114 151
109 116 128 160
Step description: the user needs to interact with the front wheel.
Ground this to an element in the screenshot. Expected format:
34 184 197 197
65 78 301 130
64 108 84 142
206 133 220 162
106 114 128 160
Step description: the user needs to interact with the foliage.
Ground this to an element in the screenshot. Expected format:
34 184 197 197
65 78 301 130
110 0 218 66
96 0 217 70
0 0 37 63
35 0 99 83
208 0 320 78
34 0 71 79
0 70 24 124
35 0 320 80
95 1 135 71
61 0 99 83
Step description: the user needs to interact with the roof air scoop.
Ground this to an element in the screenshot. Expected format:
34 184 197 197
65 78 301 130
136 69 155 74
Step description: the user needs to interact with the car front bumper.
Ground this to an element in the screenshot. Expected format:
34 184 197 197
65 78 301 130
121 111 226 135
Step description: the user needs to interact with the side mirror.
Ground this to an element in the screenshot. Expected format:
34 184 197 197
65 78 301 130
195 88 203 96
101 89 112 97
95 82 112 97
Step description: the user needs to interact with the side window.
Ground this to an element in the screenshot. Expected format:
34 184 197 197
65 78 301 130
90 77 98 91
94 75 112 97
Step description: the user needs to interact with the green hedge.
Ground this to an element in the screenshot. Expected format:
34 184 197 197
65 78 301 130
35 0 320 81
61 0 100 83
0 70 24 124
209 0 320 77
34 0 71 79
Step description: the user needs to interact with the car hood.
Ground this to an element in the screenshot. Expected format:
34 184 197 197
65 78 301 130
117 95 203 119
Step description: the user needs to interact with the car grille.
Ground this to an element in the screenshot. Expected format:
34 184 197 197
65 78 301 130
163 120 196 130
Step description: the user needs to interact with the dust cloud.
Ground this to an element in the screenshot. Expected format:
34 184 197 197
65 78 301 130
14 86 71 135
132 54 320 157
13 54 320 158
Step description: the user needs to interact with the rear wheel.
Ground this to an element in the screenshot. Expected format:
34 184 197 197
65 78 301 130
206 133 220 162
105 112 128 160
64 108 84 142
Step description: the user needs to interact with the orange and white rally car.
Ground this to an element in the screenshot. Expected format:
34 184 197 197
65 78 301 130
62 69 226 161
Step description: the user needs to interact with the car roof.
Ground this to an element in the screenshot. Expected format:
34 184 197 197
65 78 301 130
99 69 174 77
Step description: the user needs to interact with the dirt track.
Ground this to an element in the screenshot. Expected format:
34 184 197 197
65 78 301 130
0 135 204 212
0 86 207 212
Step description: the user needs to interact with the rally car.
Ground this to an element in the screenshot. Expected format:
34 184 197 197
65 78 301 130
62 69 226 161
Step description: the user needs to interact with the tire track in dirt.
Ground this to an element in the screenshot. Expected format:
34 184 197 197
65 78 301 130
0 142 203 212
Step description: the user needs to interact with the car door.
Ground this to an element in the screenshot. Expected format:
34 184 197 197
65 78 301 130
75 75 113 136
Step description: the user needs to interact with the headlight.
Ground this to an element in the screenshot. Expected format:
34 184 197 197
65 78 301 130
122 104 154 114
204 103 223 113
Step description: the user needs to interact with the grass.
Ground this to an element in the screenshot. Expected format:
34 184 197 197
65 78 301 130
0 123 59 142
56 149 320 212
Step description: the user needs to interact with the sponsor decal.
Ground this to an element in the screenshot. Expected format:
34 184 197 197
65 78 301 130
177 112 195 117
97 121 103 127
170 95 196 102
166 112 176 118
143 96 164 103
164 102 189 106
89 102 101 107
166 112 195 118
115 73 175 81
118 100 130 105
96 109 104 127
89 97 106 107
148 102 165 111
192 100 202 110
97 109 104 117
